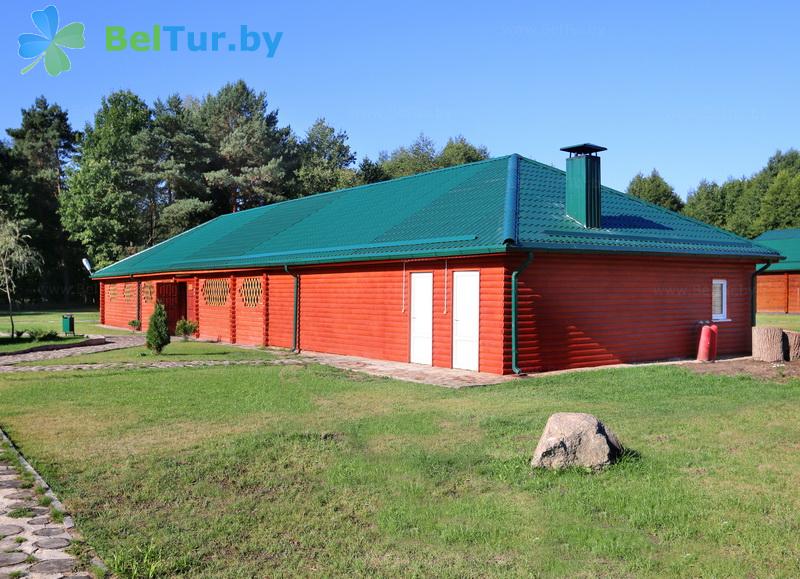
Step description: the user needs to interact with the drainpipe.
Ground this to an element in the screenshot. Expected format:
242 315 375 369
284 265 299 352
751 263 771 327
511 252 533 374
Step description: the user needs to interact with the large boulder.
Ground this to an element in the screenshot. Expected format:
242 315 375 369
531 412 623 470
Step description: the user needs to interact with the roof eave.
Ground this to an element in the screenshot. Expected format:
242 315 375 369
509 242 782 262
91 245 510 280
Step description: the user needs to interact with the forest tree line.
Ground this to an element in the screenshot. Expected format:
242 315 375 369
1 78 798 304
0 80 488 303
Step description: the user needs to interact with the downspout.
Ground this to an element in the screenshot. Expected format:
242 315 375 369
511 252 533 374
284 265 299 352
751 263 771 327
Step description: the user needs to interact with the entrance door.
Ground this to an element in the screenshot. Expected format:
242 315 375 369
452 271 480 371
410 272 433 365
156 282 187 335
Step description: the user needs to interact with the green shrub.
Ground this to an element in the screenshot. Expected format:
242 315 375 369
146 302 170 354
128 319 142 332
175 318 198 341
28 328 58 341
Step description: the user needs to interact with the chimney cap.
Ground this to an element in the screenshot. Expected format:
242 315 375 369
560 143 607 156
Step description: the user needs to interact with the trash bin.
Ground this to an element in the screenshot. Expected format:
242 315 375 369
62 314 75 336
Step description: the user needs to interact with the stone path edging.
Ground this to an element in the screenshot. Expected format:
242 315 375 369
0 335 144 366
0 427 104 578
0 358 301 373
0 336 107 358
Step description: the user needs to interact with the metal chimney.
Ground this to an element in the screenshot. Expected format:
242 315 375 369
561 143 606 229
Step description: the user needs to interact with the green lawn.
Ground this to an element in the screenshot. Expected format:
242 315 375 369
0 335 86 354
757 313 800 331
0 308 129 337
1 364 799 577
17 340 275 366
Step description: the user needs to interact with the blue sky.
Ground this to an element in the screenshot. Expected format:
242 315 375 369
2 0 798 197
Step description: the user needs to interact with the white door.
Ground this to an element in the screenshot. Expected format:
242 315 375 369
410 272 433 365
452 271 480 371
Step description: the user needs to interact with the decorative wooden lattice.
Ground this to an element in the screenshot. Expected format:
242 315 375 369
141 282 154 304
107 285 117 302
202 278 229 306
238 277 262 308
122 283 133 302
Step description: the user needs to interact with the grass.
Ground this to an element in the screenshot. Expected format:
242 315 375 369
0 308 130 337
1 363 799 577
18 340 275 366
0 335 86 354
757 312 800 331
7 507 34 518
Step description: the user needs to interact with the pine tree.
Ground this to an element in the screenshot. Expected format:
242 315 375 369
626 170 684 212
146 302 170 354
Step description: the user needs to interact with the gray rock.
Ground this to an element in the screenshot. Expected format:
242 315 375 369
0 552 27 567
531 412 623 470
6 491 34 500
29 558 76 574
34 537 70 549
0 525 23 537
27 516 50 525
0 480 23 489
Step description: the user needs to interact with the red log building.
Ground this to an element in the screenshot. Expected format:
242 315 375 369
95 146 780 374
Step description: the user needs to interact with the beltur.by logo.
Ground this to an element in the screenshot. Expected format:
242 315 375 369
18 5 85 76
106 25 283 58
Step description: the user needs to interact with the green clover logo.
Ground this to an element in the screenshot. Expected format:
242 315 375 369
18 5 85 77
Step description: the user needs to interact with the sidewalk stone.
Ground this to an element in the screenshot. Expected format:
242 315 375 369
29 558 76 574
0 552 27 567
0 525 22 537
34 537 70 549
32 527 66 537
0 431 100 578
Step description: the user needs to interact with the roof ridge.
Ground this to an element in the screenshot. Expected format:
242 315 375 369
230 154 514 217
515 156 759 245
602 187 757 244
757 228 800 239
93 213 223 276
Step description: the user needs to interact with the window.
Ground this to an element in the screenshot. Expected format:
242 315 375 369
712 279 728 321
202 279 229 306
238 277 262 308
141 282 154 304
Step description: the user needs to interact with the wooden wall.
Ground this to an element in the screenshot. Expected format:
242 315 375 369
98 253 757 375
101 281 138 328
512 253 756 373
294 257 505 373
756 272 800 313
197 275 233 342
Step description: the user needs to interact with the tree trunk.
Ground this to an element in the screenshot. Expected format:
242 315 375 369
5 286 14 339
784 331 800 362
752 327 785 362
1 262 14 339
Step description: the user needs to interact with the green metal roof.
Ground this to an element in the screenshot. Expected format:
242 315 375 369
93 154 781 279
754 229 800 272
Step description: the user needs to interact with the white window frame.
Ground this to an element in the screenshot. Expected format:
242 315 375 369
712 279 728 321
